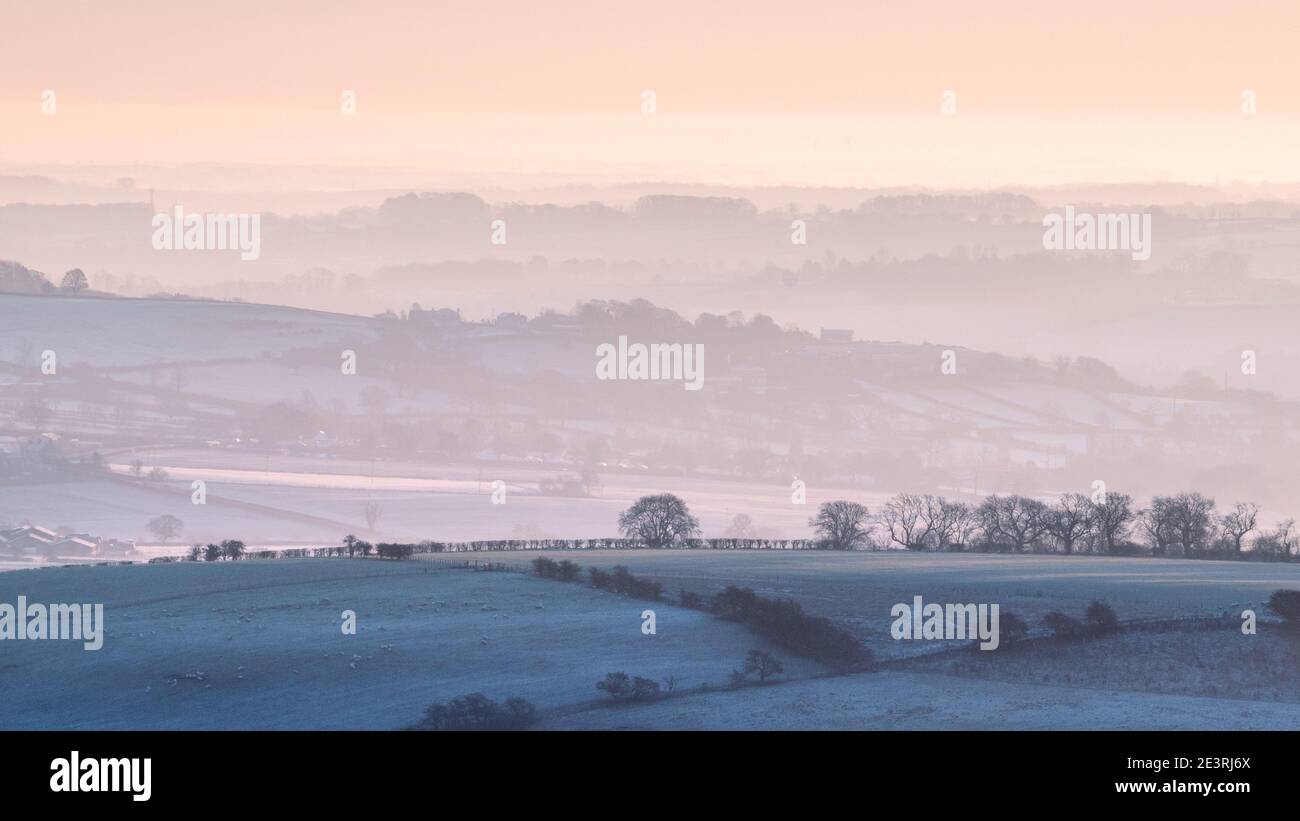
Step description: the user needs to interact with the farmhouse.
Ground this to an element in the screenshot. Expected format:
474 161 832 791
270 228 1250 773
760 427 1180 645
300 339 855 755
0 525 136 560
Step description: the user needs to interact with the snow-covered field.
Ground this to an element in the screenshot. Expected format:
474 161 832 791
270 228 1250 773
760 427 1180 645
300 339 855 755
449 549 1300 658
1 554 1296 729
551 669 1300 730
0 559 818 729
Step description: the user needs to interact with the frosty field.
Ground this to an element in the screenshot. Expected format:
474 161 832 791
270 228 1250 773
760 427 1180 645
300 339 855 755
445 549 1300 658
0 558 819 729
1 551 1297 730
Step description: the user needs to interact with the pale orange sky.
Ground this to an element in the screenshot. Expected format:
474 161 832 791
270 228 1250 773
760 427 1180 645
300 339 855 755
2 0 1299 186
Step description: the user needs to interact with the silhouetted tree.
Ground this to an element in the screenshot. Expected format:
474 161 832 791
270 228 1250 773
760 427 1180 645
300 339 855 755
1219 502 1259 553
809 500 871 550
742 649 785 682
617 493 700 547
1089 492 1135 553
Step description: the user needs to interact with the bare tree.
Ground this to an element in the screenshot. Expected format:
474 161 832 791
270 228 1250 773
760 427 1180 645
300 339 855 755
920 495 973 550
1166 492 1217 555
1045 493 1093 554
742 649 785 682
1219 502 1259 553
1089 492 1135 553
1253 519 1296 558
1140 497 1176 555
978 495 1050 552
878 493 927 550
809 500 871 550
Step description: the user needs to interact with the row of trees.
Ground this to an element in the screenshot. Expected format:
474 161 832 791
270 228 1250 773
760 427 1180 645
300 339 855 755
613 491 1293 558
811 492 1297 558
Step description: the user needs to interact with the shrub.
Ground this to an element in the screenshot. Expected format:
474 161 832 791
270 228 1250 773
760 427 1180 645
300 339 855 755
531 556 558 578
1268 590 1300 629
1042 610 1084 640
713 588 868 670
631 676 661 701
409 693 538 731
1083 600 1119 636
596 672 661 702
596 672 633 701
609 565 634 594
679 590 703 609
999 612 1029 644
556 560 582 581
588 567 611 590
376 542 413 560
712 586 759 620
628 577 663 601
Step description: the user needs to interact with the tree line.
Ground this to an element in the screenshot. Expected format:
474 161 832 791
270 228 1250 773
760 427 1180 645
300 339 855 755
812 492 1295 559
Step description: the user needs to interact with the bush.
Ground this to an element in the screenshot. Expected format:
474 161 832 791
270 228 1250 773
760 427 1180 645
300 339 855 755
596 672 633 700
556 560 582 581
409 693 538 731
628 576 663 601
531 556 559 578
1042 611 1084 640
596 672 661 703
1083 600 1119 636
679 590 703 609
999 612 1029 644
713 587 868 670
631 676 661 701
712 586 759 620
588 567 611 590
376 542 413 560
1268 590 1300 628
609 565 634 594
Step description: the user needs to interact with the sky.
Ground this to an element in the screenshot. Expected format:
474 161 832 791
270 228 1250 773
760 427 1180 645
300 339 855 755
2 0 1299 186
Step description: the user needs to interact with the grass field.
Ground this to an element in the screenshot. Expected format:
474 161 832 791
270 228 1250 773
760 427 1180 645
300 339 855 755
439 549 1300 658
2 553 1297 729
0 559 818 729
